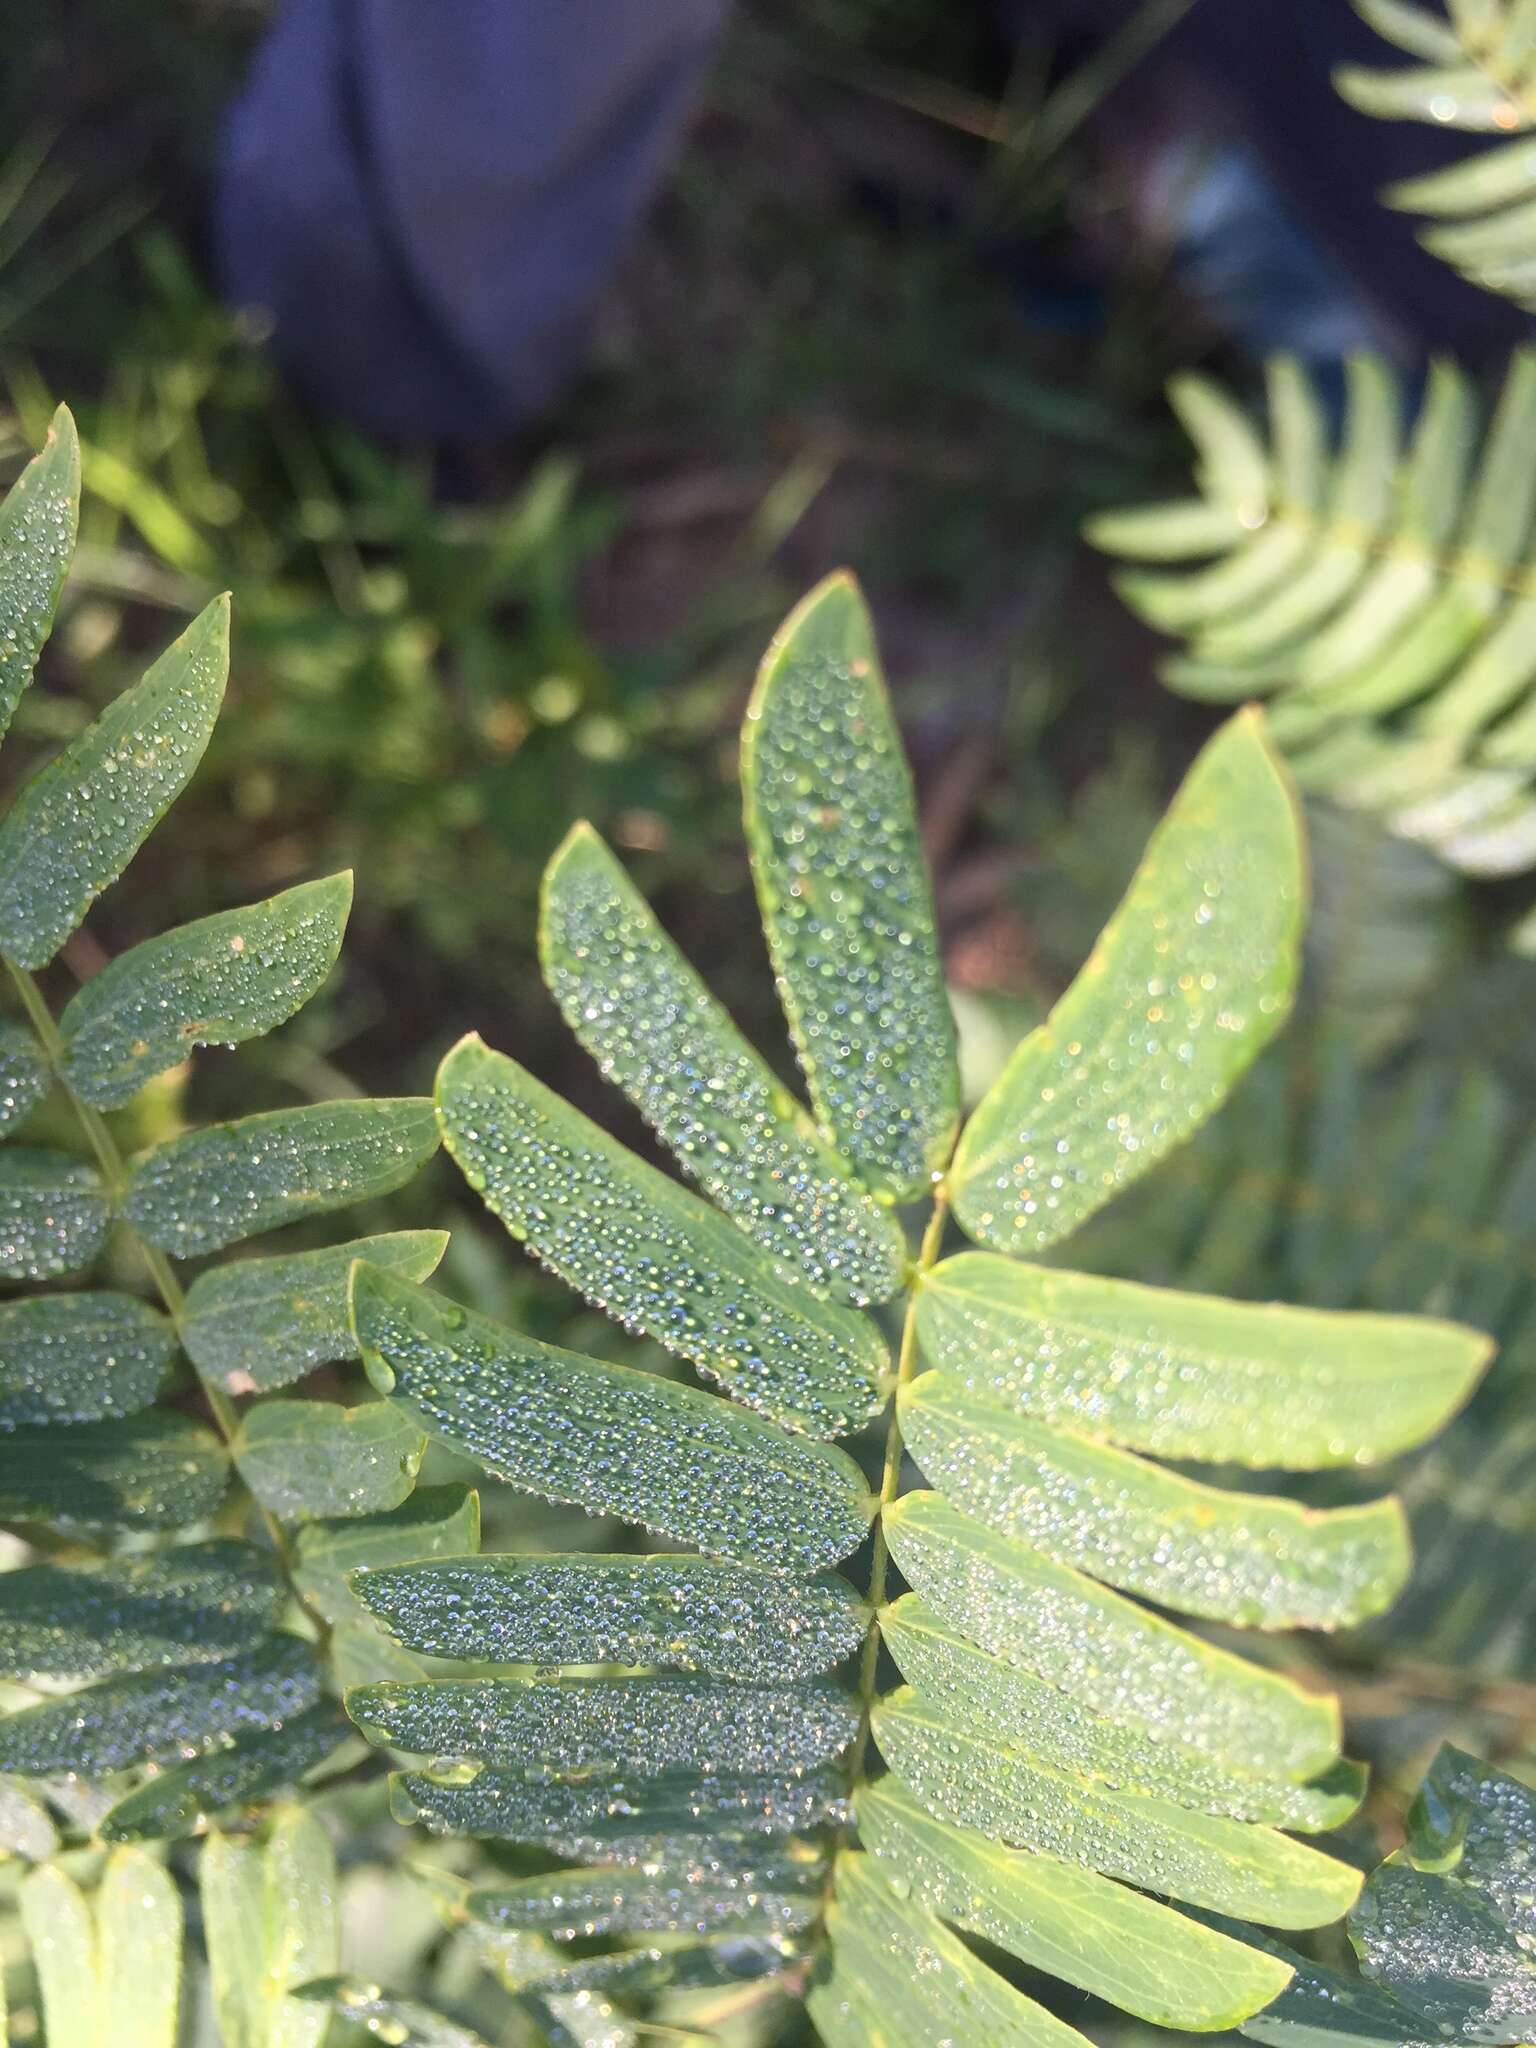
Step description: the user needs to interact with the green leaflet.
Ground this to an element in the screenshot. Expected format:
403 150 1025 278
346 1674 857 1775
855 1777 1295 2032
0 1775 59 1859
1348 1746 1536 2045
0 1146 111 1278
232 1395 426 1519
351 1262 872 1572
291 1483 480 1624
0 1019 48 1131
434 1034 887 1436
539 822 904 1304
883 1490 1341 1777
818 1851 1092 2048
293 1984 490 2048
881 1595 1364 1831
0 1634 321 1774
0 594 229 968
21 1848 183 2048
0 1411 228 1528
951 712 1303 1253
873 1686 1361 1927
467 1864 823 1940
392 1761 849 1854
58 872 353 1109
100 1703 351 1843
740 572 959 1197
0 407 79 750
915 1252 1492 1467
123 1096 440 1257
900 1373 1411 1629
0 1538 283 1678
0 1289 176 1429
354 1555 867 1682
202 1806 339 2048
182 1228 448 1393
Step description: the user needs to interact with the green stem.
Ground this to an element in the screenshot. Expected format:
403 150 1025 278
843 1188 949 1805
4 956 310 1596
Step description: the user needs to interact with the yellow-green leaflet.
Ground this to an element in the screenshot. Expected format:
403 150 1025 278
540 822 904 1303
0 594 229 968
232 1397 426 1519
351 1262 872 1572
873 1687 1361 1926
950 711 1303 1254
883 1490 1341 1777
0 407 79 750
740 571 959 1198
20 1850 183 2048
434 1033 887 1436
202 1807 338 2048
854 1778 1295 2032
59 872 353 1109
900 1374 1411 1629
915 1252 1493 1467
881 1595 1364 1831
816 1852 1093 2047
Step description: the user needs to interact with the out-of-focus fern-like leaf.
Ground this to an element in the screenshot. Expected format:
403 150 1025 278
1337 0 1536 310
293 1983 492 2048
1090 352 1536 879
57 871 353 1108
349 581 1490 2045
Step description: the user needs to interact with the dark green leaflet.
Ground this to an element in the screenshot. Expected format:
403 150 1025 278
232 1395 425 1519
291 1484 480 1625
392 1762 849 1854
0 1019 48 1131
0 408 79 750
434 1034 888 1436
466 1864 823 1940
0 1411 228 1529
740 572 960 1198
346 1675 857 1775
0 1635 321 1775
0 595 229 969
0 1540 283 1679
539 822 905 1305
354 1555 867 1682
181 1229 449 1393
0 1291 176 1429
99 1705 351 1844
0 1148 111 1279
123 1097 440 1257
293 1985 490 2048
58 872 353 1110
351 1262 872 1572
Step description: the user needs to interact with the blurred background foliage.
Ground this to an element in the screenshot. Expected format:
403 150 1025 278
1 1 1535 2043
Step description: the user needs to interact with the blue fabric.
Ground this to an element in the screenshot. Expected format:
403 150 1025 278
215 0 728 435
